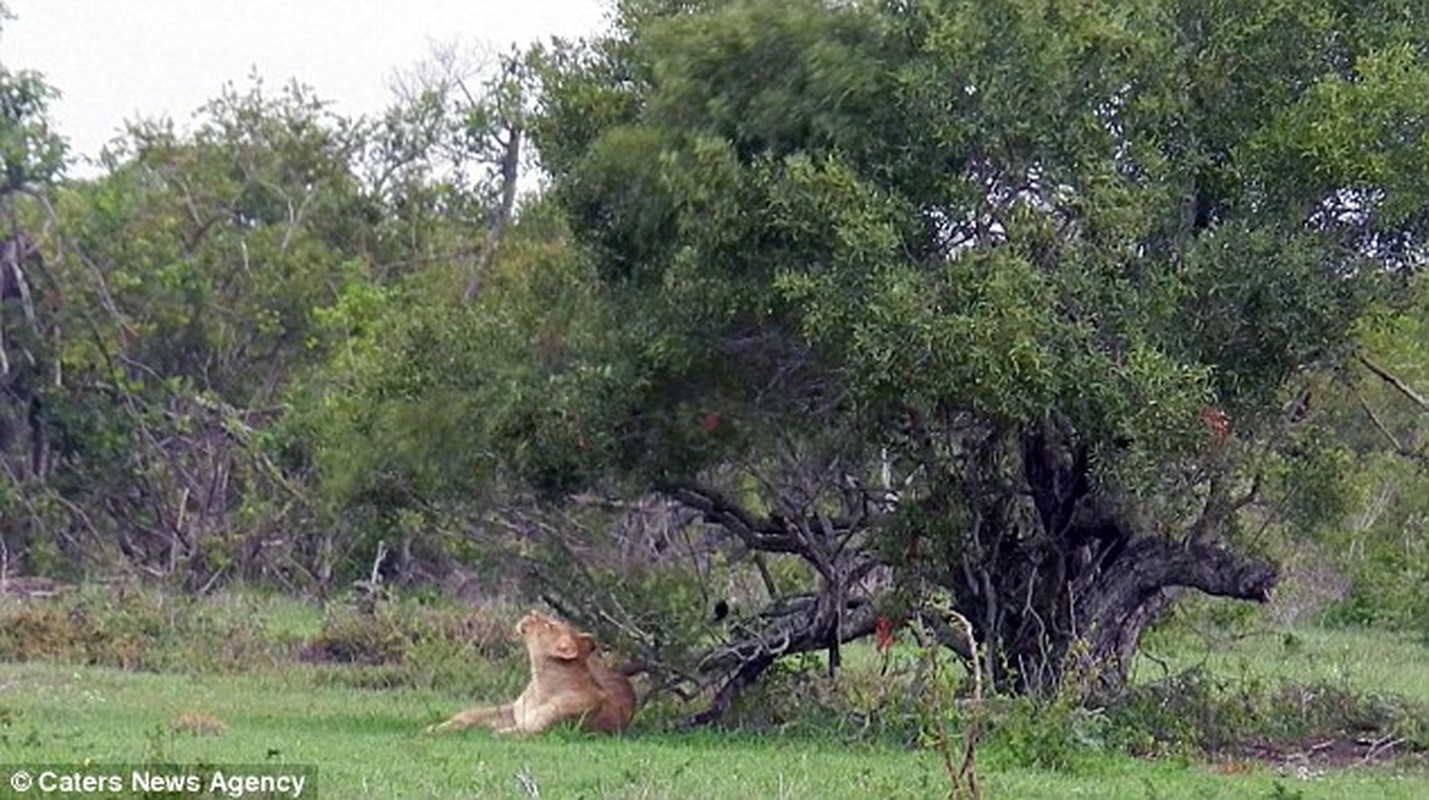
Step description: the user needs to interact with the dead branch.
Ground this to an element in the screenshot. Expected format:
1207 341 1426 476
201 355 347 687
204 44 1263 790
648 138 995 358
694 595 879 677
462 125 521 303
1358 353 1429 413
665 483 804 554
1353 384 1428 463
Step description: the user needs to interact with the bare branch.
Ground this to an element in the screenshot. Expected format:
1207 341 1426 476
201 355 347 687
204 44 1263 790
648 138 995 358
462 125 520 303
664 483 804 554
694 595 879 678
1358 353 1429 413
1353 384 1428 463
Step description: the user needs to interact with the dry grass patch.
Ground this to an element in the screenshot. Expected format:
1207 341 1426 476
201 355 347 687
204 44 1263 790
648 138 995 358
170 709 228 736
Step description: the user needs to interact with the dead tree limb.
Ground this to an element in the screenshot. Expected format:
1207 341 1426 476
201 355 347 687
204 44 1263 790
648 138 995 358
1358 353 1429 413
462 125 521 304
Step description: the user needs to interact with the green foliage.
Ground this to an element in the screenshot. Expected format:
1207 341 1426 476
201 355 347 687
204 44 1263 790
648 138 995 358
60 78 375 404
0 56 550 582
0 63 65 190
515 0 1423 499
982 698 1117 773
300 599 522 692
0 589 288 673
1265 426 1359 534
0 586 530 694
0 0 1426 744
292 216 630 511
1110 667 1429 757
437 0 1429 702
1318 463 1429 636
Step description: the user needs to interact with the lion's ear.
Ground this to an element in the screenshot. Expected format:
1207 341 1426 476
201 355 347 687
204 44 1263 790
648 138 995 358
576 633 597 658
551 632 584 660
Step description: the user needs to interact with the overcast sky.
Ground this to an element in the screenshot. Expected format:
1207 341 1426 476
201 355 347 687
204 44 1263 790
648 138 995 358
2 0 611 165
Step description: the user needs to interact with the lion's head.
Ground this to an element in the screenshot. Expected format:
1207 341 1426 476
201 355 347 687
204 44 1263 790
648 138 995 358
427 609 634 735
516 611 596 663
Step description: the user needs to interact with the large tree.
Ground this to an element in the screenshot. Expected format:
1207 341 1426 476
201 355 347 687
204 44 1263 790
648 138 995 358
0 4 67 576
505 0 1429 707
3 75 418 584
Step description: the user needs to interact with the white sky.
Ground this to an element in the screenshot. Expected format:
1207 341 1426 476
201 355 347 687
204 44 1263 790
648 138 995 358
1 0 611 165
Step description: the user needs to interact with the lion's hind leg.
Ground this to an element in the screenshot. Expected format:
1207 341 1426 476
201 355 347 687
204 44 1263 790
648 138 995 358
426 702 514 734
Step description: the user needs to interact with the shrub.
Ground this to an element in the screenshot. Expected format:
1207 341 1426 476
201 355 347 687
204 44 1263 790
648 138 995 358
0 587 282 672
299 599 522 691
1109 668 1429 757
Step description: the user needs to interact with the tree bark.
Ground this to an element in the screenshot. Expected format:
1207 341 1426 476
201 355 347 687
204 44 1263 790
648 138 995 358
944 425 1279 696
694 594 880 677
462 127 521 304
1070 539 1276 694
685 594 880 725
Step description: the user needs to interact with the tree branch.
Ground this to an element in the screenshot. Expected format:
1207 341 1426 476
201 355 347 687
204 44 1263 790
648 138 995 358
695 595 879 677
462 125 521 304
1358 353 1429 413
1072 537 1277 679
664 483 804 555
1353 384 1427 461
1109 538 1277 606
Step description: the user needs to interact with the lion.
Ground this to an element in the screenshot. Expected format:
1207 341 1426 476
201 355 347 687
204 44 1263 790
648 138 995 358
426 610 635 735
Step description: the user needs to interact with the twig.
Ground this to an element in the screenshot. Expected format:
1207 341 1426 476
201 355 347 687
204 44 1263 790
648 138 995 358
948 608 982 800
368 540 390 587
1361 735 1404 762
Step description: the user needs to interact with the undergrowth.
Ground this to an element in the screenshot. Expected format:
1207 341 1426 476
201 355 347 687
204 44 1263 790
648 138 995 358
0 586 287 672
0 586 525 692
1 584 1425 776
300 599 521 691
720 634 1429 774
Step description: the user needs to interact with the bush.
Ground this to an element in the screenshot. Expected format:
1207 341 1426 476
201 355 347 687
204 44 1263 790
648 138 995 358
299 599 523 691
1109 667 1429 757
710 635 1429 772
0 585 538 694
980 697 1115 773
0 587 285 672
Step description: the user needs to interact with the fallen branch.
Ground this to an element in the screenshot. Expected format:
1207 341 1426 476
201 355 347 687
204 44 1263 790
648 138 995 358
695 595 879 677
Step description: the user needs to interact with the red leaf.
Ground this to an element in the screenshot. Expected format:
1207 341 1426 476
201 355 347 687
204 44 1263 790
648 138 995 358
875 616 895 653
1199 406 1230 443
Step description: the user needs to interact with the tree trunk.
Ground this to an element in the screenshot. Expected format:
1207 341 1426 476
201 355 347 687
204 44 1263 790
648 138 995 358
1069 538 1275 694
462 127 521 304
946 426 1279 696
649 425 1279 722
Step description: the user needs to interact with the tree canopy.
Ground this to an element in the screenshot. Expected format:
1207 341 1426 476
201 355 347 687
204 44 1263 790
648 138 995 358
487 0 1429 700
3 0 1429 715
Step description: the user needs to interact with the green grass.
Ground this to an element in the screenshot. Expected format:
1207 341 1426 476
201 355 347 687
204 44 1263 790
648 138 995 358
0 660 1425 799
1137 624 1429 700
0 590 1425 798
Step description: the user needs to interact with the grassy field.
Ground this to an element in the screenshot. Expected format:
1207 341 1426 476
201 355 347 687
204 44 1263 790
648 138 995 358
0 591 1425 798
0 661 1424 799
